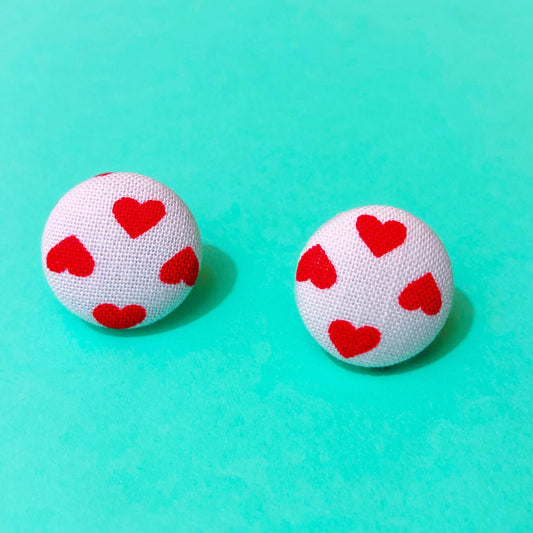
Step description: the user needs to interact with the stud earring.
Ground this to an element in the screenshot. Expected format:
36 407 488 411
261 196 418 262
295 205 453 367
42 172 201 329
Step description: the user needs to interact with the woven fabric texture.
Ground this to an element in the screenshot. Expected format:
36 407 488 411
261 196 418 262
42 172 202 329
295 206 453 367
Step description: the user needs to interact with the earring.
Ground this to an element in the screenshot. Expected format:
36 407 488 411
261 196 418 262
295 205 453 367
42 172 201 329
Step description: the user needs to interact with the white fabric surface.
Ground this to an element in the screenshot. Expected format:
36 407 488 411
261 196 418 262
295 206 453 367
42 172 202 328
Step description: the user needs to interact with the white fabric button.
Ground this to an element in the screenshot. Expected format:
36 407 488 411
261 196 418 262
295 206 453 367
42 172 201 329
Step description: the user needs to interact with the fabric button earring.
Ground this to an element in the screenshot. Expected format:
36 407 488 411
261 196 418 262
42 172 201 329
295 205 453 367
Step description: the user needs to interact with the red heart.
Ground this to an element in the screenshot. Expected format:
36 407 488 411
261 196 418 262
46 235 95 277
92 304 147 329
113 197 166 239
296 244 337 289
328 320 381 358
399 273 442 316
160 247 200 286
356 214 407 258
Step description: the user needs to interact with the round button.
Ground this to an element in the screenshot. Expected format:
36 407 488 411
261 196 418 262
295 206 453 367
42 172 201 329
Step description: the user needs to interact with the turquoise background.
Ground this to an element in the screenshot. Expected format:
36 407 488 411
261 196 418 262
1 1 532 531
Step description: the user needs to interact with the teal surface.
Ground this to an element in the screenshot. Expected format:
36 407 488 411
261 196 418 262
1 1 532 531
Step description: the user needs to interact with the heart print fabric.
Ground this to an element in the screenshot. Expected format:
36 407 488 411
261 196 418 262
42 172 201 329
295 206 453 367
